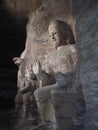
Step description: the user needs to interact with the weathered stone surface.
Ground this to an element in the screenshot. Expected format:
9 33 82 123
74 1 98 130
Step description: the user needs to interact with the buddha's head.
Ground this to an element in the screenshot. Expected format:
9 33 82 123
48 20 75 49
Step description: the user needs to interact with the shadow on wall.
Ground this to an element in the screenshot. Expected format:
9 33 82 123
0 2 27 109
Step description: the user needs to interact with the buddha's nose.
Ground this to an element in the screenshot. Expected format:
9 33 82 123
51 35 55 40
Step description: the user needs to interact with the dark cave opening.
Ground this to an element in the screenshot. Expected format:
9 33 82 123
0 3 27 109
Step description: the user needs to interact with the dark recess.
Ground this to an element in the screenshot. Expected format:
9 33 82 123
0 1 27 108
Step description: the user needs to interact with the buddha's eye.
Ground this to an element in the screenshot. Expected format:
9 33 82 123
54 32 57 35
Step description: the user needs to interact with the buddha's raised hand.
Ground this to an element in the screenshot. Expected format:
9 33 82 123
12 57 23 65
32 59 41 75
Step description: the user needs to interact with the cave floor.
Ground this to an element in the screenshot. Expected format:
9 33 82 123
0 109 39 130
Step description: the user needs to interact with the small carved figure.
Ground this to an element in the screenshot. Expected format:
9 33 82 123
20 64 38 118
13 57 38 119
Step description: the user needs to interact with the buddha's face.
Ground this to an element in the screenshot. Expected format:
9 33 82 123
48 23 63 49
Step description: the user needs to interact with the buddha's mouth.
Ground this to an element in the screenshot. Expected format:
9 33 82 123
52 39 56 42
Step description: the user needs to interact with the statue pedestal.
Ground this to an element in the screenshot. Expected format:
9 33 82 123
51 89 84 130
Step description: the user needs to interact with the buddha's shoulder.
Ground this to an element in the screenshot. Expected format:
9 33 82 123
57 44 77 54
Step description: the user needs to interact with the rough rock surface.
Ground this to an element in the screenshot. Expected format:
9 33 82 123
74 1 98 129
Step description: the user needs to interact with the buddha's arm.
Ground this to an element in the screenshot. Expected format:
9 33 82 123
33 61 55 87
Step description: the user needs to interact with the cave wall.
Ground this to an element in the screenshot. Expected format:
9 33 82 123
74 1 98 129
0 1 27 108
